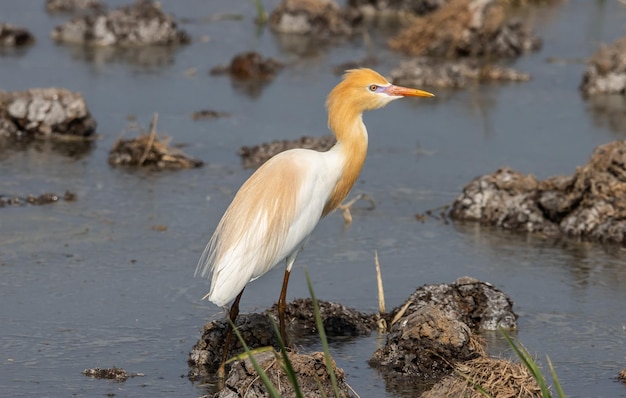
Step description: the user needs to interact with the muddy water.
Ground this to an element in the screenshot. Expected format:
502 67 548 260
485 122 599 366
1 1 626 397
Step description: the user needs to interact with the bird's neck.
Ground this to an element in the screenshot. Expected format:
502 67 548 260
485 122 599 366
322 107 368 217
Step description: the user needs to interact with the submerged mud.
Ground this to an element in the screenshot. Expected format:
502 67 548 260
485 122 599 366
450 141 626 244
0 191 76 208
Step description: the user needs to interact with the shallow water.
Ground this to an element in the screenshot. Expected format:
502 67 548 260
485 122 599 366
1 1 626 397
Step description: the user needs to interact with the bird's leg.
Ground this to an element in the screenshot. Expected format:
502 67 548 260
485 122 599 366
217 288 244 380
278 268 291 347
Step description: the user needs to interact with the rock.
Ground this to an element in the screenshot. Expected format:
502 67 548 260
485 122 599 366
390 58 530 88
51 0 190 46
619 368 626 384
580 36 626 96
388 276 518 331
389 0 541 58
422 357 542 398
0 88 96 138
45 0 105 13
216 351 354 398
269 0 360 36
239 135 336 168
0 24 35 47
450 141 626 244
369 304 485 381
210 52 284 97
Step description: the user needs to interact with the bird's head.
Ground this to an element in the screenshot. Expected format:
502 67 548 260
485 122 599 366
327 68 434 114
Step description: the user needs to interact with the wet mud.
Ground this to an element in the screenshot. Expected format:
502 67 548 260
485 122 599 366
239 135 336 168
348 0 451 18
108 114 203 170
580 36 626 96
191 110 231 121
81 367 129 382
0 24 35 47
269 0 361 37
216 351 354 398
190 278 519 396
390 58 530 89
0 88 96 139
210 51 285 98
0 191 76 208
450 141 626 244
389 0 541 58
51 0 190 46
45 0 105 13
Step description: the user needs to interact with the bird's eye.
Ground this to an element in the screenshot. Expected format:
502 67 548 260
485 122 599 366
369 84 379 92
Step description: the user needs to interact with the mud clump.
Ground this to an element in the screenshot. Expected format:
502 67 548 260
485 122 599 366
269 298 378 338
191 109 231 121
619 368 626 383
82 367 129 382
390 58 529 88
348 0 451 17
388 276 518 331
51 0 190 46
108 114 203 170
239 135 336 168
216 351 354 398
188 299 376 377
370 304 485 381
450 141 626 244
269 0 360 36
0 191 76 208
389 0 541 58
422 356 542 398
210 51 284 81
580 36 626 96
46 0 105 13
0 88 96 139
0 24 35 47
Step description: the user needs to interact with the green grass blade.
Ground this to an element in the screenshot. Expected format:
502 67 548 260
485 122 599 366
268 316 305 398
228 319 282 398
305 269 342 397
499 328 551 397
252 0 268 24
547 356 566 398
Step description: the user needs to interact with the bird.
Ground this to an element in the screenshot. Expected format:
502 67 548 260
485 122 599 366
195 68 434 376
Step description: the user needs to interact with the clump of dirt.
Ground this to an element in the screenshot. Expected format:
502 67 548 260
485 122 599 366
0 88 96 139
388 276 518 331
239 135 336 168
348 0 451 18
0 24 35 47
188 313 278 379
370 304 485 381
580 36 626 96
269 298 378 338
0 191 76 208
108 114 203 170
51 0 190 46
269 0 360 36
390 58 530 88
216 351 355 398
619 368 626 383
82 367 129 382
45 0 105 13
191 110 231 121
422 356 542 397
450 141 626 244
389 0 541 58
210 51 284 80
188 298 376 377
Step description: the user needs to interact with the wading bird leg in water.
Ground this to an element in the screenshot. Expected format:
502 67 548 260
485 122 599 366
217 289 244 379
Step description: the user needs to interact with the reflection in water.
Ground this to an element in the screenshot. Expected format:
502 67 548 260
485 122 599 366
57 44 181 73
0 136 95 160
585 94 626 135
452 221 626 290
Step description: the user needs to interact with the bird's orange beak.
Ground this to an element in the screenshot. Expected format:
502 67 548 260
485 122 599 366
386 85 435 98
